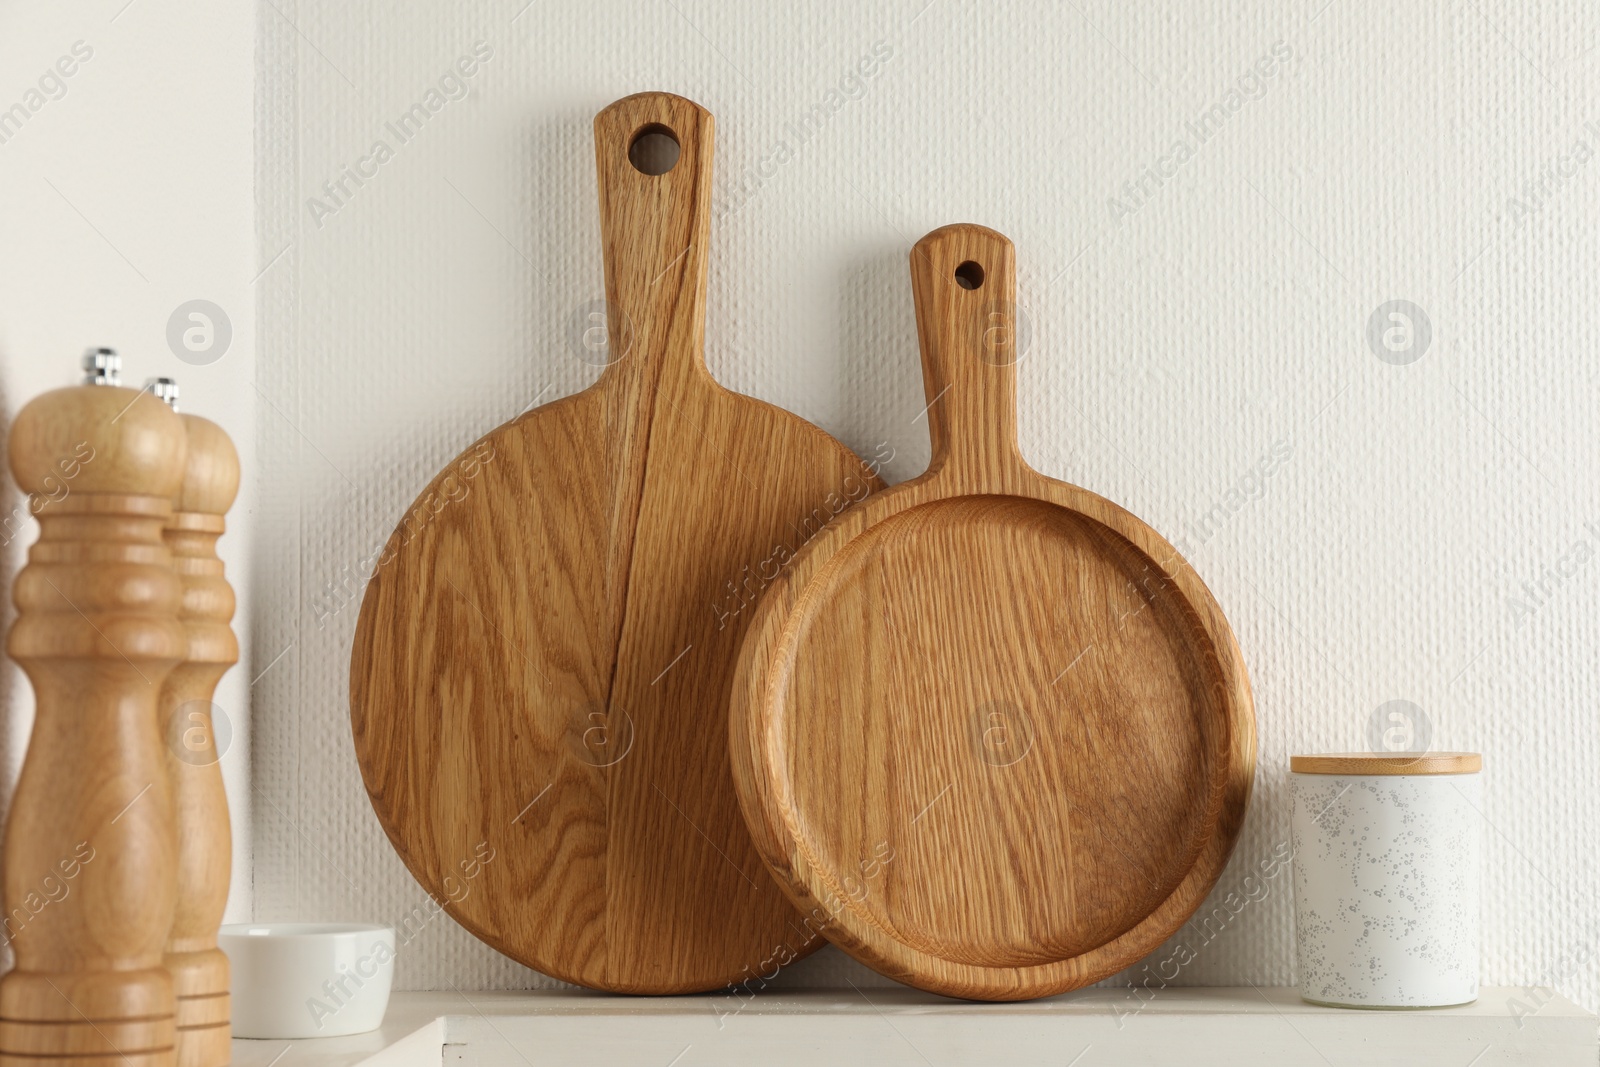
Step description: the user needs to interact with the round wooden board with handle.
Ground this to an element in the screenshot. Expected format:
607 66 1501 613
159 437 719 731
350 92 884 993
728 224 1255 1001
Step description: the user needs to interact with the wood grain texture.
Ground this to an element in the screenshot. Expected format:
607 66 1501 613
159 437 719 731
350 92 886 993
1290 753 1480 776
158 414 238 1067
728 224 1256 1001
1 386 187 1066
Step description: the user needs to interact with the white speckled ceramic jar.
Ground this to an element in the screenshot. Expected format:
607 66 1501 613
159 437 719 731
1289 752 1481 1009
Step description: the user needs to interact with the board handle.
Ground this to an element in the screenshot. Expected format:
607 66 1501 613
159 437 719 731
910 224 1026 485
592 92 714 387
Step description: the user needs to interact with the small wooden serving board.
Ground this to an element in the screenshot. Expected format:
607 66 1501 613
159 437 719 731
729 224 1255 1001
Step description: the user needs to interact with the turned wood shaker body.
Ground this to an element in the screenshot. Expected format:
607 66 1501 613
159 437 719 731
0 383 188 1067
153 402 238 1067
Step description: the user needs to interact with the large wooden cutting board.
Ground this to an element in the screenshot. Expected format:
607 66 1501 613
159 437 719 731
350 92 884 993
728 223 1255 1001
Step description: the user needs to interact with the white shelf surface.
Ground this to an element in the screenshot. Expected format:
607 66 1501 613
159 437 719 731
229 986 1597 1067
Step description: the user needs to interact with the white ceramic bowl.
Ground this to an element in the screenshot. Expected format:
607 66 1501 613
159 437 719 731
220 923 395 1038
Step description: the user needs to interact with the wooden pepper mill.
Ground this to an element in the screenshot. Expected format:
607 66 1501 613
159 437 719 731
145 378 237 1067
0 353 187 1067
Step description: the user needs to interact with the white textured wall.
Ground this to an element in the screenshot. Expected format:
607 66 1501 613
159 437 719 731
0 2 257 928
254 0 1600 1009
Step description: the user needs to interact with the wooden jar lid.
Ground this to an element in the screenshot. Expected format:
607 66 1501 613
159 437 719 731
1290 752 1481 776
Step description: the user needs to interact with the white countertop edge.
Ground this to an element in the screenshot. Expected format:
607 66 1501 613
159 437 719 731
229 986 1598 1067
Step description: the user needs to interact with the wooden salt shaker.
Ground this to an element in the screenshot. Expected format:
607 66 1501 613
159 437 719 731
0 354 187 1067
145 379 238 1067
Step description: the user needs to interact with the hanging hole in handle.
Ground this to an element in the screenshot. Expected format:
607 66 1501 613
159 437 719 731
954 261 985 290
628 124 681 175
